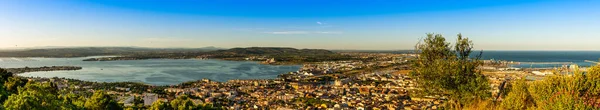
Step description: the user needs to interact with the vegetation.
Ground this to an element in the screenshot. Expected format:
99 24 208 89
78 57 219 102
73 47 357 64
2 82 76 110
266 54 356 64
291 97 335 107
408 33 600 109
500 78 533 109
169 95 196 110
410 33 491 109
0 68 226 110
500 66 600 109
0 69 118 109
216 47 333 55
0 47 349 64
147 95 221 110
85 90 122 110
3 76 26 96
213 47 357 64
148 100 170 110
0 47 220 57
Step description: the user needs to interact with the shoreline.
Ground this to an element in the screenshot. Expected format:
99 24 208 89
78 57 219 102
5 66 82 74
82 56 310 66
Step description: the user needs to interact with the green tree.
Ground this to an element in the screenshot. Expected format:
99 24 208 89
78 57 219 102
148 100 171 110
196 103 221 110
501 78 534 109
584 65 600 96
4 76 27 94
84 90 122 110
410 33 491 109
170 95 195 110
526 67 598 109
0 68 13 83
2 82 63 110
0 86 9 105
59 93 86 109
499 65 600 109
0 68 13 104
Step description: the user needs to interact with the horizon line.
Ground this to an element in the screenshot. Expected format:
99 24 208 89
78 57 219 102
2 46 600 52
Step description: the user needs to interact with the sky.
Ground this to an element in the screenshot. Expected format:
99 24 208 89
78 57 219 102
1 0 599 50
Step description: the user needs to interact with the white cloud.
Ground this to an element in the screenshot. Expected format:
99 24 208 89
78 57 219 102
316 22 322 25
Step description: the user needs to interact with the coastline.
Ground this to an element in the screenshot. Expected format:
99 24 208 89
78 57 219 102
5 66 82 74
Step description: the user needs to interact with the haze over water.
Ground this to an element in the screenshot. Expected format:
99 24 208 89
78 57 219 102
0 57 300 85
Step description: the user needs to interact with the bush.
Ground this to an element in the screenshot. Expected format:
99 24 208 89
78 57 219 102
501 65 600 109
501 78 533 109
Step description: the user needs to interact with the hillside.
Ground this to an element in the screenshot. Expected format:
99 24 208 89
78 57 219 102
216 47 334 55
0 47 223 57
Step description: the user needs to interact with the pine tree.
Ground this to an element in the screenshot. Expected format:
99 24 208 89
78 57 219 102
84 90 122 110
148 100 171 110
3 76 26 94
2 82 63 110
170 95 195 110
410 33 491 109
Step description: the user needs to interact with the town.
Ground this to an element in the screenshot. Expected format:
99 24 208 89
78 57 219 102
10 51 568 110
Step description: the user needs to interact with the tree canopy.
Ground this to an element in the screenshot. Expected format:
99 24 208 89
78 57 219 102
3 76 26 94
149 100 171 110
0 68 12 104
84 90 122 110
170 95 195 110
501 66 600 109
2 82 66 110
410 33 491 109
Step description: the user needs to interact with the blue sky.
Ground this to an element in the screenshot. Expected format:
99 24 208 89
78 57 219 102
1 0 599 50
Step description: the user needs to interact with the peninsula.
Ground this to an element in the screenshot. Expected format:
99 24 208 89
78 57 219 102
5 66 82 74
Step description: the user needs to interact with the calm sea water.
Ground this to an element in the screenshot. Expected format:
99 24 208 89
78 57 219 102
476 51 600 68
0 57 300 85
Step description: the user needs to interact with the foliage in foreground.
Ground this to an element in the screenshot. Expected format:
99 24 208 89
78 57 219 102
85 90 122 110
3 82 67 110
410 33 491 109
409 33 600 110
0 68 223 110
500 66 600 109
147 95 221 110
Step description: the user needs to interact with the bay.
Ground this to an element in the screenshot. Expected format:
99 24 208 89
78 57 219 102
477 51 600 68
0 56 300 85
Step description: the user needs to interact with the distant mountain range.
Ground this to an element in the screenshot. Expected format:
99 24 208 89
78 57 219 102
0 46 226 57
0 46 413 58
0 46 227 51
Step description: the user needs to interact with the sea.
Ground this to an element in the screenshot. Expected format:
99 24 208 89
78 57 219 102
0 56 300 85
476 51 600 68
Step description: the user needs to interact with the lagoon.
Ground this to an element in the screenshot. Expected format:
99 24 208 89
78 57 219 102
0 57 300 85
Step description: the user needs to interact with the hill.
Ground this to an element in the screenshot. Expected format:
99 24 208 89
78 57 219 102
216 47 334 55
210 47 351 64
0 47 224 57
